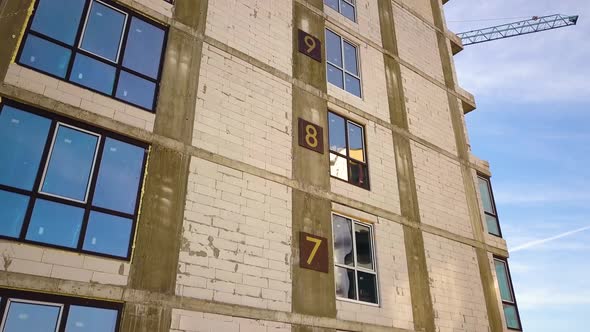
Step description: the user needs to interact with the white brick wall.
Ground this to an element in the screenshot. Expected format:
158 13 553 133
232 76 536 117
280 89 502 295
424 233 490 332
397 0 434 24
393 5 444 83
4 64 155 131
335 214 413 330
170 309 291 332
194 46 292 178
133 0 173 18
411 141 473 238
0 241 129 286
324 0 383 46
205 0 292 74
177 157 292 312
329 107 401 215
402 66 457 155
326 28 391 123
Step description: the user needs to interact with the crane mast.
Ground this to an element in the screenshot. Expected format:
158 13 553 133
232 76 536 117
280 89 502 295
457 14 579 46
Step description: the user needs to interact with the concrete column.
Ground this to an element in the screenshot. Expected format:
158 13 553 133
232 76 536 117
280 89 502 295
429 1 504 330
0 0 33 80
377 1 437 331
291 1 337 331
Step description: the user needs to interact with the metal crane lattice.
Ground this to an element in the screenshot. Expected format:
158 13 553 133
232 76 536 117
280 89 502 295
457 14 579 46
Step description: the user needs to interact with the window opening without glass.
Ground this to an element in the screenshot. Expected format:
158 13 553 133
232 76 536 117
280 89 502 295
0 288 121 332
324 0 356 22
325 29 362 97
332 213 378 305
18 0 167 111
494 258 522 330
0 99 147 260
478 176 502 237
328 112 369 189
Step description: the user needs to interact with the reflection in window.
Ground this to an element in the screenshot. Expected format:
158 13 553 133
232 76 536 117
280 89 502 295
478 176 502 236
324 0 356 22
0 100 147 259
494 258 522 330
332 214 378 304
328 112 369 189
18 0 167 111
325 29 361 97
0 289 121 332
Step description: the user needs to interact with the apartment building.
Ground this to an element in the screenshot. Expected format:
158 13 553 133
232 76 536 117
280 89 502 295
0 0 522 331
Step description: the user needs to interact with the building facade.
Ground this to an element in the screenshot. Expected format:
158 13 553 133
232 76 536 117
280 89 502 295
0 0 522 331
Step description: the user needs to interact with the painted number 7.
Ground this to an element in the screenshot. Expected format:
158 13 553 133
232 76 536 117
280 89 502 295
305 236 322 264
299 232 328 273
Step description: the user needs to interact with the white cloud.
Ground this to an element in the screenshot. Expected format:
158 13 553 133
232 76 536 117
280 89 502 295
518 288 590 309
510 225 590 252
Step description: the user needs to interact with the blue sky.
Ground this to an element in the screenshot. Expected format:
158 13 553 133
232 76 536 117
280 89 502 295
444 1 590 331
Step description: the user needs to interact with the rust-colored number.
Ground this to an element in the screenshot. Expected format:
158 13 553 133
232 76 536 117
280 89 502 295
299 232 328 273
298 29 322 62
298 118 324 154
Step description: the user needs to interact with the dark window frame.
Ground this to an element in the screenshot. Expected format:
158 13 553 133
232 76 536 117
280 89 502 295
16 0 168 112
328 111 370 190
325 28 362 98
331 212 379 306
493 257 523 331
477 175 503 237
0 288 122 332
325 0 357 22
0 99 148 261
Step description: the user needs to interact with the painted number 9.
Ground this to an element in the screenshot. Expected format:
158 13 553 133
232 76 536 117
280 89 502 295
305 124 318 148
304 35 317 53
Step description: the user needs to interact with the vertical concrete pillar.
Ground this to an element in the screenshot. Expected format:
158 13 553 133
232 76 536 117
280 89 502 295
0 0 33 81
377 1 437 331
291 1 337 331
122 1 209 331
429 1 504 331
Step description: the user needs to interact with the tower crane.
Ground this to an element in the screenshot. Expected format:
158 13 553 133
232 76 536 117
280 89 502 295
457 14 579 46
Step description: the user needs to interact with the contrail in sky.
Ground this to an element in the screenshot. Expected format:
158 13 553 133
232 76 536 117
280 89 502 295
511 225 590 252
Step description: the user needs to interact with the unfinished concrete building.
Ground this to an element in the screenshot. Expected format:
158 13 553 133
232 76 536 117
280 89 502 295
0 0 522 331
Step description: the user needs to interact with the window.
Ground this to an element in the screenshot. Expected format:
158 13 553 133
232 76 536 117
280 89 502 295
494 258 522 330
0 99 147 259
325 0 356 22
332 213 378 305
18 0 167 111
478 176 502 236
325 29 361 97
0 288 121 332
328 112 369 189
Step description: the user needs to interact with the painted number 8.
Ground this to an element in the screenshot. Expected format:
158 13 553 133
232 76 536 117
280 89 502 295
304 35 317 53
305 124 318 148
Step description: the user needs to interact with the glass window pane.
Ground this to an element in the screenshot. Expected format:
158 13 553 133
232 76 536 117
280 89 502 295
328 112 346 152
503 304 521 329
0 106 51 190
20 35 71 78
3 301 61 332
347 122 364 162
478 177 495 214
345 74 361 97
66 305 118 332
82 211 132 257
343 41 358 74
341 1 356 21
122 17 165 79
486 214 501 236
355 223 373 270
327 64 344 89
325 30 342 67
80 1 126 61
330 153 348 181
41 125 99 202
332 215 353 266
0 190 29 238
115 71 156 110
93 138 144 214
31 0 86 45
357 272 377 304
349 160 369 189
335 267 356 300
494 260 514 302
70 54 116 94
26 199 84 248
325 0 339 11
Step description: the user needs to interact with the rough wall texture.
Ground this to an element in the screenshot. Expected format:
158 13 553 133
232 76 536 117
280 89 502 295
424 233 490 332
397 0 434 24
177 157 292 312
193 46 292 178
170 310 291 332
324 0 383 46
